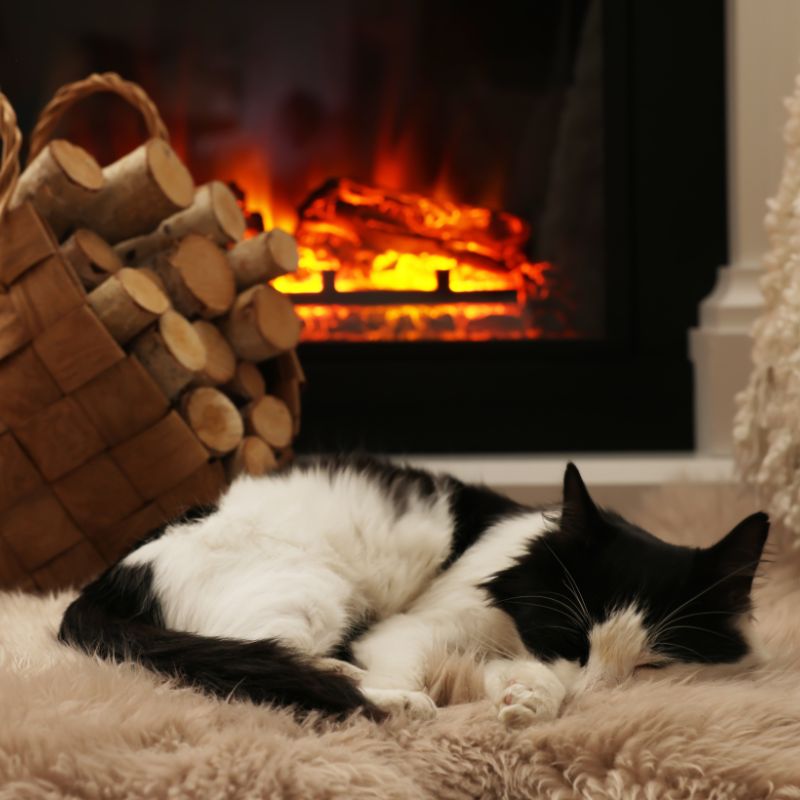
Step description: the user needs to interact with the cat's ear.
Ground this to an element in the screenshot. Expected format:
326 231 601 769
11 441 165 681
700 512 770 604
562 462 600 529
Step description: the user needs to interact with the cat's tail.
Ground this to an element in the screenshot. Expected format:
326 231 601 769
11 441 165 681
58 563 385 721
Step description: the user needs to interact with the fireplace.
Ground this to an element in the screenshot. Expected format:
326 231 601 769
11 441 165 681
0 1 727 452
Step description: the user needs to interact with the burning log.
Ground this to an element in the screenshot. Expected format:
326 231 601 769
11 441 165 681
61 229 122 289
296 177 530 274
228 229 299 289
225 435 276 479
131 310 207 400
11 140 103 240
149 233 235 319
222 284 301 361
88 268 170 344
81 139 194 243
191 320 236 386
180 386 243 456
243 395 293 449
114 182 246 265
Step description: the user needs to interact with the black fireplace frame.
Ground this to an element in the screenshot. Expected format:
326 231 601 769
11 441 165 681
293 0 727 454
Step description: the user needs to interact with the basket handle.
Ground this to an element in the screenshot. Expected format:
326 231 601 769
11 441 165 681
0 90 22 221
27 72 169 165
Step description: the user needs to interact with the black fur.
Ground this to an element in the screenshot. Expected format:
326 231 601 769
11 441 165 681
484 463 769 666
443 477 525 568
59 563 385 720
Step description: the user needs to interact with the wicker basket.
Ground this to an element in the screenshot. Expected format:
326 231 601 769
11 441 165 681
0 76 302 592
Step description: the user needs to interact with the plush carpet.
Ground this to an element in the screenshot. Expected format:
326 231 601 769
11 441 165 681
2 484 800 799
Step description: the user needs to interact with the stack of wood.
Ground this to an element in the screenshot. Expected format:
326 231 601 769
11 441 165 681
0 74 304 592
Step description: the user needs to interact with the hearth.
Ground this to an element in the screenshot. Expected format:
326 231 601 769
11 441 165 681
0 1 727 452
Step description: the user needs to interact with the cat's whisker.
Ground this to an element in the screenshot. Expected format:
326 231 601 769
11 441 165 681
650 559 763 640
541 540 592 627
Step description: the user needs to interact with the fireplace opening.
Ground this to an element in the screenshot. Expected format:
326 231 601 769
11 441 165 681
1 1 727 452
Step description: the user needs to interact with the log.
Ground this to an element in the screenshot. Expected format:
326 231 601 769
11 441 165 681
181 387 243 456
81 138 195 243
225 435 276 480
88 268 170 344
61 229 122 289
243 395 293 448
149 234 235 319
192 320 236 385
225 361 266 403
221 284 302 361
11 140 104 239
131 310 207 400
228 229 299 289
114 181 246 265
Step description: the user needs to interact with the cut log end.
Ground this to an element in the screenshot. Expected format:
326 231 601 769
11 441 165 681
50 140 104 191
245 395 293 448
226 361 266 402
159 310 207 372
209 181 247 242
192 320 236 385
62 229 122 288
183 387 244 456
167 234 236 318
227 436 277 479
147 139 195 209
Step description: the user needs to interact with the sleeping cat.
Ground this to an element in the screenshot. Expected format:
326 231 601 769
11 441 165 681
59 457 769 726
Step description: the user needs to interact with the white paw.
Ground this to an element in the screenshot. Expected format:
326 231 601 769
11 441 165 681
315 657 367 683
484 660 566 729
497 682 560 728
362 688 437 720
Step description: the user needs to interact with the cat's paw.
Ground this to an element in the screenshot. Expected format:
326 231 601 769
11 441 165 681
314 657 367 683
484 659 565 729
497 682 561 728
361 688 437 721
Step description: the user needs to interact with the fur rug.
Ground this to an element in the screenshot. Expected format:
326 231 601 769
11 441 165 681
3 485 800 799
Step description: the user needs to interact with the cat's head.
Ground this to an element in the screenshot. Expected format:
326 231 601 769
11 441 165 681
485 463 769 692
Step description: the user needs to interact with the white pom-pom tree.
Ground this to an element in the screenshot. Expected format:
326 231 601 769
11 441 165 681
735 73 800 543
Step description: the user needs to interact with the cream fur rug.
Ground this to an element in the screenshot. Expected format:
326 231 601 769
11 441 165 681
3 485 800 800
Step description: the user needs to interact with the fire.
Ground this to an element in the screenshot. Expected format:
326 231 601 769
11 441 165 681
217 140 555 342
267 178 552 341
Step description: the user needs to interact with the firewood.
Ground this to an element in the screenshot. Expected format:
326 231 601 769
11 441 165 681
131 310 207 400
243 395 293 448
88 268 170 344
225 435 276 480
228 229 299 289
81 139 194 243
149 233 235 319
221 284 301 361
61 229 122 289
11 140 103 240
192 320 236 386
181 386 243 456
114 181 246 265
225 361 266 403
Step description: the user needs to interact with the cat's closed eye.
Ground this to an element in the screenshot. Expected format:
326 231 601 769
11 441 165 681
633 661 670 673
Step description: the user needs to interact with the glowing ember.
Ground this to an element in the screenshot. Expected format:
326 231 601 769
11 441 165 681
272 178 553 342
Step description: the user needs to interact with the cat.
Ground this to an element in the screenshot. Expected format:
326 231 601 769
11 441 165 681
59 457 769 726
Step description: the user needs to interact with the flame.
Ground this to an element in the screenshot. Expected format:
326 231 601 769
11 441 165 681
266 178 553 342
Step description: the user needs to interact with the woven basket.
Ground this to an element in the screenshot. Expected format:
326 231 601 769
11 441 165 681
0 75 302 592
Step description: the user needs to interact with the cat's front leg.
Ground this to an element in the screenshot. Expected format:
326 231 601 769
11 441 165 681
484 658 566 728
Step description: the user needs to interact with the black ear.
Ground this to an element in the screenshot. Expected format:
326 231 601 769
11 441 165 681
562 462 600 529
701 512 770 605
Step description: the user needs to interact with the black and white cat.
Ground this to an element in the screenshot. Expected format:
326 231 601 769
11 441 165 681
60 457 769 726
